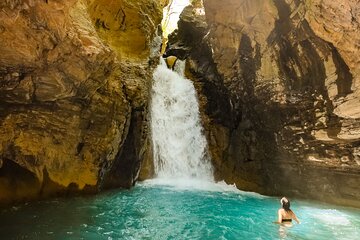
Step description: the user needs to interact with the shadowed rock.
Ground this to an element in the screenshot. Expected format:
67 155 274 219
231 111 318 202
166 0 360 207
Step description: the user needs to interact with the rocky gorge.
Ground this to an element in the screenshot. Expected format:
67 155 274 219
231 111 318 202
1 0 360 209
0 0 167 205
165 0 360 207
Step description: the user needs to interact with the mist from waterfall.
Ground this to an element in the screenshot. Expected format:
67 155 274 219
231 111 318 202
150 58 213 181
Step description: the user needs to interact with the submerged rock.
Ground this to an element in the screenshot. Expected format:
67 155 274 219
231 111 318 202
0 0 167 205
166 0 360 207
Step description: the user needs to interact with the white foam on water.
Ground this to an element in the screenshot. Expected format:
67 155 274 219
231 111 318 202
317 210 351 226
303 208 351 226
139 178 266 199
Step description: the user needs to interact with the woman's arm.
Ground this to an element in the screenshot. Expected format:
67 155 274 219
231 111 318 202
292 212 300 224
278 209 283 223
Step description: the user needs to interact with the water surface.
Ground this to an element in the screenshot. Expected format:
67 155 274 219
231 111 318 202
1 179 359 240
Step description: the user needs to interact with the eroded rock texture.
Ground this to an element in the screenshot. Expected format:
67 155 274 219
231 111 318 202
167 0 360 207
0 0 166 205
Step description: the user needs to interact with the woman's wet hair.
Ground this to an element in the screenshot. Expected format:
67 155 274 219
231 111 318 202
280 197 291 211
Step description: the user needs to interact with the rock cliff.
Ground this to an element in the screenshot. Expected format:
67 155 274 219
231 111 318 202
166 0 360 207
0 0 166 205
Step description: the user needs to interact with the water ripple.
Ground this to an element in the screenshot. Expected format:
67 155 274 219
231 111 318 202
0 183 359 239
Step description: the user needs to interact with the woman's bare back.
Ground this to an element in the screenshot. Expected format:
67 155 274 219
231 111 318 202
278 209 300 223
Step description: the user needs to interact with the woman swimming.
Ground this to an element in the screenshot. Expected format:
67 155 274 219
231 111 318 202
277 197 300 224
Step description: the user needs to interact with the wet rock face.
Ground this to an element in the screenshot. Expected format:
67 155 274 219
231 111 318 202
0 0 166 205
167 0 360 207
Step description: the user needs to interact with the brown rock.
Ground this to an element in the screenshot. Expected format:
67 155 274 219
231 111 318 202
0 0 166 205
166 0 360 207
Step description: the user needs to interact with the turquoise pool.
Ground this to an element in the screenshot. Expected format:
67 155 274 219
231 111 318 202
1 179 359 239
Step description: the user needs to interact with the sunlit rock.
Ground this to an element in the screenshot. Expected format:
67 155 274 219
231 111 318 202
0 0 166 205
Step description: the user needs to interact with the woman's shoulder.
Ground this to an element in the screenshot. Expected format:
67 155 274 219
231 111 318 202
289 209 296 216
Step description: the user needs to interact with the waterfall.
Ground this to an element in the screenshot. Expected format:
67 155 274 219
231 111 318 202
150 58 213 181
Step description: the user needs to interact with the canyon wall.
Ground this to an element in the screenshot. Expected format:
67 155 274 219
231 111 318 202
0 0 166 205
166 0 360 207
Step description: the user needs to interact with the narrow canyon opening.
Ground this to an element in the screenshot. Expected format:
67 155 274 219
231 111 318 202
1 0 360 239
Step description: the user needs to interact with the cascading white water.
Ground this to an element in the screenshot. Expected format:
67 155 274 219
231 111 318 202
150 58 213 181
